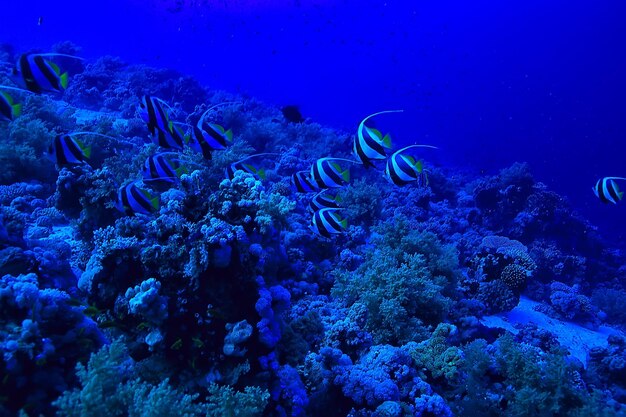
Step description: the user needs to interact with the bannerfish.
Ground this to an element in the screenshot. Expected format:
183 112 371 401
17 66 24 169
593 177 626 204
309 190 341 213
384 144 438 186
353 110 403 167
225 153 280 180
142 152 187 188
15 53 82 94
292 170 320 193
0 92 21 121
151 122 186 150
189 102 240 158
310 157 358 189
115 182 160 216
190 123 233 158
139 95 173 136
310 207 348 238
46 134 92 166
46 132 120 167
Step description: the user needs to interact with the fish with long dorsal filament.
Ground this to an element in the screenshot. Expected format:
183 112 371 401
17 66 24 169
593 177 626 204
353 110 403 167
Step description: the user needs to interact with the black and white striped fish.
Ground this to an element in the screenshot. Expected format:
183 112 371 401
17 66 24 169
138 95 173 136
308 190 341 213
225 153 280 180
292 170 320 193
15 53 81 94
188 102 239 158
310 208 348 238
384 144 438 186
593 177 625 204
353 110 402 167
46 134 91 166
46 132 121 167
0 92 21 122
115 182 160 216
189 123 233 159
310 157 357 189
142 152 187 188
151 122 186 150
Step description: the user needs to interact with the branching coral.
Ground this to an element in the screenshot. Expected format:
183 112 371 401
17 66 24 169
54 340 269 417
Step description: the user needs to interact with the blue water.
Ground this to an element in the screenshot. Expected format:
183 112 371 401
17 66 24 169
3 2 626 416
4 0 626 242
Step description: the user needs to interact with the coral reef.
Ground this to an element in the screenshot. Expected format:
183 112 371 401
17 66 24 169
0 44 624 417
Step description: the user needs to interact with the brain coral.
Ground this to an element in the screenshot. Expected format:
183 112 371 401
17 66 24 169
500 264 528 292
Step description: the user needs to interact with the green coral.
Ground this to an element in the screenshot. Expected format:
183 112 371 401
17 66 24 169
338 178 383 226
205 384 269 417
454 334 620 417
333 245 452 345
332 215 459 344
54 340 269 417
371 216 460 289
409 323 463 383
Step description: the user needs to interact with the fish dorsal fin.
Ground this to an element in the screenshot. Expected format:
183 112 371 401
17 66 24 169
365 126 382 139
242 163 257 173
48 61 61 75
1 92 13 104
360 109 404 126
82 145 92 159
328 210 347 228
140 188 152 200
74 137 86 149
613 181 624 200
381 133 392 148
213 123 225 134
175 166 188 177
401 153 415 164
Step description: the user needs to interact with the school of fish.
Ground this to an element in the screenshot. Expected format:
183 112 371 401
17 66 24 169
1 52 621 239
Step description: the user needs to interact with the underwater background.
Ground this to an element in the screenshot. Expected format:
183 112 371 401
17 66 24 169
1 0 626 416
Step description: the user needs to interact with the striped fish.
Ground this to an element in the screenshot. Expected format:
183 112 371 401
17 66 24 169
189 102 239 158
151 122 186 150
225 153 279 180
593 177 626 204
115 182 160 216
292 170 320 193
142 152 187 188
0 92 21 121
139 95 172 136
310 208 348 238
17 53 77 94
310 157 357 189
189 123 234 159
384 144 438 186
47 134 92 166
353 110 402 167
309 190 341 213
